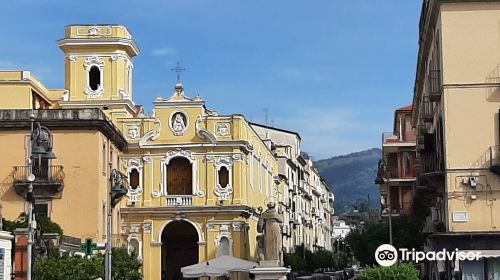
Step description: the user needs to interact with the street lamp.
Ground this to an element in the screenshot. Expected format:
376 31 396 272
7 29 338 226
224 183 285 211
375 159 393 245
105 167 128 280
27 115 57 280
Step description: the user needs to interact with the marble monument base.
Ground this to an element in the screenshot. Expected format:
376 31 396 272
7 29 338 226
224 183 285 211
249 266 291 280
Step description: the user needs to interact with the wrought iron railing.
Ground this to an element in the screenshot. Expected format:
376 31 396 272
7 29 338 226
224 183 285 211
13 165 65 183
428 69 442 102
423 96 433 122
489 145 500 171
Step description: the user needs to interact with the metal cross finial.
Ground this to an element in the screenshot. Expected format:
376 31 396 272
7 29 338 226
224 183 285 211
171 62 186 82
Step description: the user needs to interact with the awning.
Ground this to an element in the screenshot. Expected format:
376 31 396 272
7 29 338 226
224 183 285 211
181 255 258 278
458 250 500 259
181 263 228 278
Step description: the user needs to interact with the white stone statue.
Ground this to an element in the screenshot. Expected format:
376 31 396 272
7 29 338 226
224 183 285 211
257 202 283 266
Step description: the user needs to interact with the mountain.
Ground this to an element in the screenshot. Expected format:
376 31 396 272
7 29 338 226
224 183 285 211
315 148 381 214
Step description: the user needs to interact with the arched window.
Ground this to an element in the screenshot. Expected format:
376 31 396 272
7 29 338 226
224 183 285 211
167 158 192 195
89 66 101 91
129 169 140 190
218 166 229 188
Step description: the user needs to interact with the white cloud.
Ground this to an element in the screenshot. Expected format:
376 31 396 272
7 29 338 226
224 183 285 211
268 107 383 160
152 47 177 57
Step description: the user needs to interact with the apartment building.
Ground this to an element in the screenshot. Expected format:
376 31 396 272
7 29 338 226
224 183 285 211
380 105 416 217
412 1 500 278
251 123 335 253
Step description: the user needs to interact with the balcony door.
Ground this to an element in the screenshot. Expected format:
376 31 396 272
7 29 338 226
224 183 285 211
167 158 192 195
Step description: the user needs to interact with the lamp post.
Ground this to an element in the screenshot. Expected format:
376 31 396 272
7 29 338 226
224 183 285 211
26 114 57 279
26 114 35 280
105 167 128 280
375 159 393 245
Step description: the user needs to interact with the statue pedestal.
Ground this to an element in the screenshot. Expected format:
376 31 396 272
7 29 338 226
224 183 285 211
0 231 13 280
249 266 291 280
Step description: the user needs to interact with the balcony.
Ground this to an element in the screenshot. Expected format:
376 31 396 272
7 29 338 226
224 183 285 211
422 96 433 123
387 165 416 180
381 201 412 217
428 69 442 102
13 165 65 199
165 195 192 206
489 145 500 176
290 212 301 225
382 133 416 148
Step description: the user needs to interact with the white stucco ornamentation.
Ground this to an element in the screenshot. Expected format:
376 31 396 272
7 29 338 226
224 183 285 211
126 159 143 203
214 156 233 201
169 110 188 136
83 56 104 98
152 149 205 198
214 225 233 256
88 26 100 36
127 234 143 260
128 126 140 139
216 122 230 137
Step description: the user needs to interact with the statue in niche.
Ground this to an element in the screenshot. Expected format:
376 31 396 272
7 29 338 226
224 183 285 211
171 112 187 135
257 202 283 266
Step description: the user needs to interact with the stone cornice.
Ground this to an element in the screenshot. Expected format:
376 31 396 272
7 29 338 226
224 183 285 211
121 205 256 218
0 109 127 150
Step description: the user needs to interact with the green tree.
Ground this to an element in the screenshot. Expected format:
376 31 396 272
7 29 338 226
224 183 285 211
346 217 424 266
284 245 346 273
111 248 142 280
357 263 419 280
284 253 306 271
34 252 104 280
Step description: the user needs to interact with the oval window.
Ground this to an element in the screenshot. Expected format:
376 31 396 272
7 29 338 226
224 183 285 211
218 166 229 188
129 169 139 190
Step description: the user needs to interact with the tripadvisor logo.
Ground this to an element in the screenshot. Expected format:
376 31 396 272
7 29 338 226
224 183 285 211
374 244 482 267
375 244 398 267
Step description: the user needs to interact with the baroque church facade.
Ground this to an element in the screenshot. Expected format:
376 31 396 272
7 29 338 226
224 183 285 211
0 24 333 280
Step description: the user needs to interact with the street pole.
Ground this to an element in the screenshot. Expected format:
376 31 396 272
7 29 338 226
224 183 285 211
336 238 340 259
26 113 35 280
386 178 393 245
105 163 113 280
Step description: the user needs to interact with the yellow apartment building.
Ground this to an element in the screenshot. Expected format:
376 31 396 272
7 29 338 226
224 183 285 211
412 1 500 278
0 24 279 280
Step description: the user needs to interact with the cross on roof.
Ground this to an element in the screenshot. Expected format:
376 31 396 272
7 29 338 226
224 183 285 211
171 62 186 82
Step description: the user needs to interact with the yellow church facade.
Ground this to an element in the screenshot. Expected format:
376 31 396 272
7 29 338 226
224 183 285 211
0 24 280 280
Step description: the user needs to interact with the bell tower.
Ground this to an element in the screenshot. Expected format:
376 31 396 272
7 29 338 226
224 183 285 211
58 25 139 104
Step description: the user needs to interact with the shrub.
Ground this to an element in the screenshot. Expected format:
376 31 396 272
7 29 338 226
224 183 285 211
357 263 419 280
33 248 142 280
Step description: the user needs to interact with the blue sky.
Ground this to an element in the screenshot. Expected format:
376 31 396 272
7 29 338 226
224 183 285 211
0 1 421 160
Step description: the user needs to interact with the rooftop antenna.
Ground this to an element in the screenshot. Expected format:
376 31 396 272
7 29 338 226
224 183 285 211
264 108 269 139
171 62 186 82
